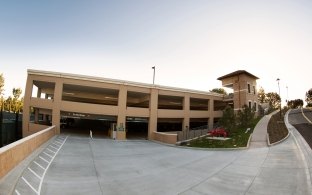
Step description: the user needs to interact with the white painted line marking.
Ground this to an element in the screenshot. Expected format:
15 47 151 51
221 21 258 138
52 142 61 147
39 156 50 164
34 161 45 170
22 176 38 194
38 136 68 195
28 167 42 180
301 108 312 124
46 148 56 154
43 152 53 158
15 189 21 195
49 145 58 150
55 140 62 144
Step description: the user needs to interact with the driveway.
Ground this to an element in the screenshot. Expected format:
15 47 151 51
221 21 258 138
11 132 310 195
6 109 312 194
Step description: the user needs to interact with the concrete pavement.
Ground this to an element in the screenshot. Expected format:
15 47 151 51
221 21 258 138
250 110 278 148
0 110 312 194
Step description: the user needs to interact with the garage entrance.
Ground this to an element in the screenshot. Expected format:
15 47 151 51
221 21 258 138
60 111 117 138
190 118 209 129
126 117 148 139
157 118 183 132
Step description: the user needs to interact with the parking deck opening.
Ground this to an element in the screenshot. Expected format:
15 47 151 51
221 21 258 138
60 111 117 138
126 117 148 139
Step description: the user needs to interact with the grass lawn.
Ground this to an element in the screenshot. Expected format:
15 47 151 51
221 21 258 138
185 117 261 148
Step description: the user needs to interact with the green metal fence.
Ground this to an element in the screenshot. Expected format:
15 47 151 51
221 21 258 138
1 121 22 146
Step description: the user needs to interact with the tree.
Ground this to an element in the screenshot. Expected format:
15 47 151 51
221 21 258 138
257 87 266 103
12 88 23 140
265 92 281 109
4 96 13 112
0 73 4 146
210 88 227 95
13 88 22 100
12 88 23 113
237 105 255 128
219 106 236 132
0 74 4 96
287 99 303 109
306 89 312 107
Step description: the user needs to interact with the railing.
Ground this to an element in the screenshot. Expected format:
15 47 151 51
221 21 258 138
177 129 208 142
0 126 55 179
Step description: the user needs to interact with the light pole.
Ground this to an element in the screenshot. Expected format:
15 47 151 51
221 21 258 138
152 66 155 85
277 78 281 118
286 85 288 103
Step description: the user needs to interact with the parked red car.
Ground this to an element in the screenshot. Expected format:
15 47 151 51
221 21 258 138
208 128 228 138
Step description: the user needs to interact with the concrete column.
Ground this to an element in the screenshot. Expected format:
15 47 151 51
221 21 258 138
148 88 158 140
34 108 39 123
52 80 63 134
117 85 127 133
209 117 214 130
183 94 190 131
37 88 41 98
209 99 214 130
22 76 33 137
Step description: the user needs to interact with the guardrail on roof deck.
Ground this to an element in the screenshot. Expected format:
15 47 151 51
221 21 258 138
0 126 55 179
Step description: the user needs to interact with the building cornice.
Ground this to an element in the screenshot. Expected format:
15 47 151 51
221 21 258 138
28 69 223 97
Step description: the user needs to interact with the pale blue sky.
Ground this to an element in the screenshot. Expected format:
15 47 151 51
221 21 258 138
1 0 311 104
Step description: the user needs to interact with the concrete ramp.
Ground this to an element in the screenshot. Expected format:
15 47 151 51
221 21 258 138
250 111 278 148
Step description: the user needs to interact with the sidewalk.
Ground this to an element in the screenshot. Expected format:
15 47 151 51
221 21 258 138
250 110 278 148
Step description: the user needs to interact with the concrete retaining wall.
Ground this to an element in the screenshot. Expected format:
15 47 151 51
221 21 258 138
0 126 55 179
153 131 177 144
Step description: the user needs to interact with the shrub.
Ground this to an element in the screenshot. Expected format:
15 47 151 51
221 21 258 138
237 105 255 128
219 106 236 132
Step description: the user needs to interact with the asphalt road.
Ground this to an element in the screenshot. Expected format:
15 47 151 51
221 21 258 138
288 108 312 149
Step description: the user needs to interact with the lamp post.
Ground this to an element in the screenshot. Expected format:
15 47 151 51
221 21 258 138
277 78 281 118
286 85 288 103
152 66 155 85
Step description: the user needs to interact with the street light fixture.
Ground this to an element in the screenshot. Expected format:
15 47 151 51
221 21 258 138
277 78 281 118
152 66 156 85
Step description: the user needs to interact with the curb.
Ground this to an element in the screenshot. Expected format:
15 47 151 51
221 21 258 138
174 134 252 151
267 131 290 147
245 134 252 149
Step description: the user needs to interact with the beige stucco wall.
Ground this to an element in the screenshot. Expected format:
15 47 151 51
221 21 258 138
0 126 55 179
221 73 258 111
23 70 225 143
153 131 177 144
